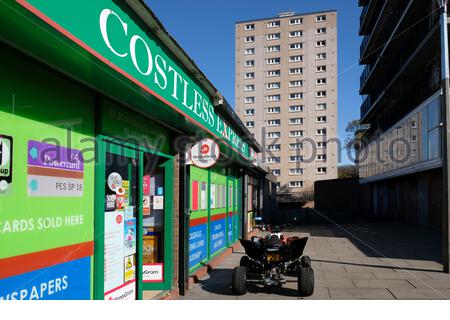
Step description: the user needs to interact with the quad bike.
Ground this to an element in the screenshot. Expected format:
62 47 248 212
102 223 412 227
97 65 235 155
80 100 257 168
232 226 314 297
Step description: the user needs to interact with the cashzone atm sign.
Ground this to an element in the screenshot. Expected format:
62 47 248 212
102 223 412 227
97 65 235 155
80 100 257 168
17 0 254 159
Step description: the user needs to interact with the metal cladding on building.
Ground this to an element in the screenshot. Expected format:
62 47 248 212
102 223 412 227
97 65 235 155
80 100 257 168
357 0 443 227
235 10 339 196
0 0 275 300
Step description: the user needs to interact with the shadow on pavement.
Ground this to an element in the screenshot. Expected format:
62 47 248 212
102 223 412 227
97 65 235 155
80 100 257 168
196 268 299 298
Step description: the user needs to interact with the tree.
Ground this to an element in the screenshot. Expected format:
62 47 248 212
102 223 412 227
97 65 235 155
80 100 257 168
338 165 358 179
344 119 369 163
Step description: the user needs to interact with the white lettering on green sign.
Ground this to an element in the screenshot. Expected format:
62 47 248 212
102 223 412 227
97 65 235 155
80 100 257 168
17 1 255 159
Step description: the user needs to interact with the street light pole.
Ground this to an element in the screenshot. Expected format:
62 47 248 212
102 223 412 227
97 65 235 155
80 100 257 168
439 0 450 273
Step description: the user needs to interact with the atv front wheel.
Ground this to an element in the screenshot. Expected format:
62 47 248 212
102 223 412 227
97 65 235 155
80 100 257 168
298 267 314 297
240 256 250 267
232 266 248 295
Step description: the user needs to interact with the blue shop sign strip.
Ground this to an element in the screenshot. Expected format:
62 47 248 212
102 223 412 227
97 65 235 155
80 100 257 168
210 218 226 255
0 257 91 300
188 224 207 269
228 217 233 243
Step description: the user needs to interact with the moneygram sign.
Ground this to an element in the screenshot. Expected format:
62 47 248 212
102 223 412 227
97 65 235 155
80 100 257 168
17 0 253 160
190 139 220 169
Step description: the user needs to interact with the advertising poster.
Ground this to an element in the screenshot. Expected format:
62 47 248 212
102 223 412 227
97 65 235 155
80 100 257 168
228 212 233 243
217 185 221 208
122 180 129 208
188 223 207 269
104 211 124 293
105 194 116 211
124 255 135 282
143 175 151 216
124 218 136 257
200 182 206 210
27 140 84 197
153 196 164 210
210 184 216 209
222 185 226 208
143 231 158 264
210 217 226 255
191 180 199 211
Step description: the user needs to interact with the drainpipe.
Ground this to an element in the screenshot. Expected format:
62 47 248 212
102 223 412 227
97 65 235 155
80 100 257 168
439 0 450 273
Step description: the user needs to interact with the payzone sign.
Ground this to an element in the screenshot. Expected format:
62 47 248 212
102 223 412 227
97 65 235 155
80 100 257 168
0 135 12 184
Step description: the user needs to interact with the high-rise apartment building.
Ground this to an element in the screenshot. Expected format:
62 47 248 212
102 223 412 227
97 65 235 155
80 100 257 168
235 10 338 195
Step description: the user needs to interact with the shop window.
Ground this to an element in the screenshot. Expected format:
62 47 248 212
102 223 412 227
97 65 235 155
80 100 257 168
142 153 166 283
104 150 138 299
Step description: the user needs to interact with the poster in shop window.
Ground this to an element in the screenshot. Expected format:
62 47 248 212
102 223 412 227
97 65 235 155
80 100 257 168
104 211 125 293
124 218 136 257
191 180 199 211
143 175 151 216
200 182 206 210
210 184 216 209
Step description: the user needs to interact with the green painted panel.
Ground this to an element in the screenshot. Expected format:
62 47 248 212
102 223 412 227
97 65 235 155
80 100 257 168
0 47 95 259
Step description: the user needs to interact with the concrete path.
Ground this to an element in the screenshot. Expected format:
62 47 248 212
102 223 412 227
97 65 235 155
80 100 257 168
181 223 450 300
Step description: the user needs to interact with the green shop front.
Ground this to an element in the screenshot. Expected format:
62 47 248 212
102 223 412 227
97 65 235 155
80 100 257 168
0 0 259 300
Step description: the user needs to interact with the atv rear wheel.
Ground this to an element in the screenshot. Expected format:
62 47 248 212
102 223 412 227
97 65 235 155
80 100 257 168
240 256 250 267
298 267 314 297
232 266 248 295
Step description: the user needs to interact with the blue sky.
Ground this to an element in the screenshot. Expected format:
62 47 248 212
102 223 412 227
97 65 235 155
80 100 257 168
147 0 362 164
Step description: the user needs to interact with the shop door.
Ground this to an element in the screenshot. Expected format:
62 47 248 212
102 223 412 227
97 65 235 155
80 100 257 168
95 138 174 299
141 152 174 291
96 139 139 300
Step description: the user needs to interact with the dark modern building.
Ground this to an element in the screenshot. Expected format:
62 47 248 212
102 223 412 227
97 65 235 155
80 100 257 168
357 0 443 228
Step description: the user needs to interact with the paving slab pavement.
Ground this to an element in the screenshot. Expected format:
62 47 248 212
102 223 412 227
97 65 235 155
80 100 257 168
180 223 450 300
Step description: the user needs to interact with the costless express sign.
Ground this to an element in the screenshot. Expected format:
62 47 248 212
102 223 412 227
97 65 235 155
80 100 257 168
17 0 254 160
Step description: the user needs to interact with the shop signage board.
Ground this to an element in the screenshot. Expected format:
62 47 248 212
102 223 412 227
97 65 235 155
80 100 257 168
188 223 208 269
0 257 90 300
143 264 163 283
228 212 233 244
27 140 84 197
210 216 226 256
17 0 256 161
189 139 220 169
